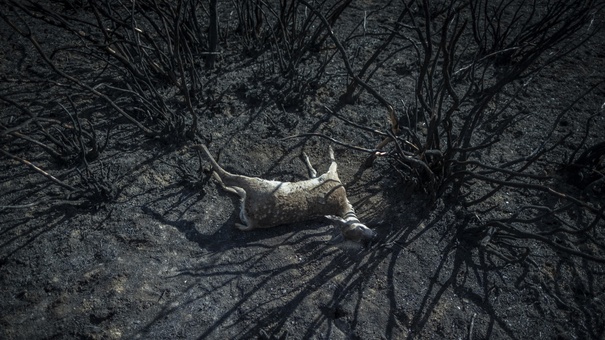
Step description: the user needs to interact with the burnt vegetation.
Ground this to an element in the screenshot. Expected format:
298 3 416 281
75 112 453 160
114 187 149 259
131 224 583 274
1 0 605 338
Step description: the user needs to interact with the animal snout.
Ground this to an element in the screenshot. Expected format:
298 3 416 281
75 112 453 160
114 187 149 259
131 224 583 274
359 225 377 241
344 223 376 243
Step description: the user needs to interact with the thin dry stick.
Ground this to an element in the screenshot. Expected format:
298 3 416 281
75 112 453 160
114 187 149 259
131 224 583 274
468 312 477 340
464 171 604 217
0 202 42 210
487 221 605 263
297 0 394 114
323 106 388 137
0 149 78 192
282 133 380 154
0 9 158 137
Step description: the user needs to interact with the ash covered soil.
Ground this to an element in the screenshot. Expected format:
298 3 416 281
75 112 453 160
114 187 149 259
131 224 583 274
1 1 605 339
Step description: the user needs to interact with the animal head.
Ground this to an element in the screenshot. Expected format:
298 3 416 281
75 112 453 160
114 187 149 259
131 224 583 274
326 216 377 243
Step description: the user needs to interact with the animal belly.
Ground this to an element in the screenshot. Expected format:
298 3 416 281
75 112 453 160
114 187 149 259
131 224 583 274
246 187 346 228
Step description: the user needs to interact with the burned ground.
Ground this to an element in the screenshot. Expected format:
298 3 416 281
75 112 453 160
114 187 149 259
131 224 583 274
1 1 605 339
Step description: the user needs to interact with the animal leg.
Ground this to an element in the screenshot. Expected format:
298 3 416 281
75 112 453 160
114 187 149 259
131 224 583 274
212 173 254 230
212 171 247 198
232 189 257 231
235 222 254 231
235 212 257 230
222 185 245 197
302 146 335 178
328 145 338 175
301 151 318 178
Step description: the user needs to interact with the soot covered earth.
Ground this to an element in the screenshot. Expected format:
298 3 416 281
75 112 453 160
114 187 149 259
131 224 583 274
1 1 605 339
